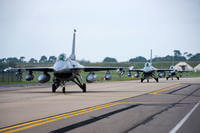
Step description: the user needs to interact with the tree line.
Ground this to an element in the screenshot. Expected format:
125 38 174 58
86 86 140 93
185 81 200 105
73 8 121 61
104 50 200 62
0 56 57 64
0 50 199 65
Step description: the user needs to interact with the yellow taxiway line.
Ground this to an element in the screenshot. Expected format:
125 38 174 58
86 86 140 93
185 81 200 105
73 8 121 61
149 84 182 95
1 84 183 133
0 102 120 133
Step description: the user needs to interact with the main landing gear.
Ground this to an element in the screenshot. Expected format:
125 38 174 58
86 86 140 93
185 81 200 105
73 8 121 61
141 74 159 83
52 78 60 93
52 75 86 93
72 75 86 93
166 76 179 80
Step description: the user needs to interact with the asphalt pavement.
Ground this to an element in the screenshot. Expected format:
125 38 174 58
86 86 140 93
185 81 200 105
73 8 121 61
0 77 200 133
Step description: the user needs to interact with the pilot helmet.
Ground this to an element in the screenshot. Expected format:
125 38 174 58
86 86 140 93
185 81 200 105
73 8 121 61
58 53 66 61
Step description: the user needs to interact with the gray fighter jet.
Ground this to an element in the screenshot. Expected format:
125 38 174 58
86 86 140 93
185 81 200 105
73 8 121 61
166 65 190 80
129 50 170 83
166 65 180 80
4 29 124 93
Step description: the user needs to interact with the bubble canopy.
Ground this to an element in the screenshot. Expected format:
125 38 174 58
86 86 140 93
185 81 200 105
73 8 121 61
145 62 150 67
58 53 67 61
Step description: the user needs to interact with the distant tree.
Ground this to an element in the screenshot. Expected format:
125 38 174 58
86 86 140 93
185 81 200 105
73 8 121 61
29 58 37 64
152 57 165 62
19 56 25 63
186 53 193 59
5 57 18 67
173 50 182 57
0 58 6 63
78 59 90 64
152 55 186 62
39 56 47 63
6 57 19 63
129 56 147 62
103 57 117 62
188 53 200 61
183 52 193 60
48 56 57 63
174 56 186 61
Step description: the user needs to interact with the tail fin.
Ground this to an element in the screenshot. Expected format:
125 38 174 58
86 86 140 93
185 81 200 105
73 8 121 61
70 29 76 60
150 49 152 64
172 52 175 66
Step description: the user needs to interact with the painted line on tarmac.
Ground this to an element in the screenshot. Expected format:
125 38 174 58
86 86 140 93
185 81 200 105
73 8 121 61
170 102 200 133
149 84 182 95
0 84 184 133
0 102 120 133
2 102 138 133
1 101 176 133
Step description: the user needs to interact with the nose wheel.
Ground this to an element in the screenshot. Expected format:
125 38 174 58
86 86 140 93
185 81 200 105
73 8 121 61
82 83 86 92
52 84 57 93
62 87 65 93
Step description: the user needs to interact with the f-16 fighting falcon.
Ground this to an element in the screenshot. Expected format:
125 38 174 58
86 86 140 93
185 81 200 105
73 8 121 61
129 50 171 83
4 29 124 93
166 65 190 80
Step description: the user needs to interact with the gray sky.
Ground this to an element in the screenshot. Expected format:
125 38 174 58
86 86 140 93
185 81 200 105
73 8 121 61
0 0 200 62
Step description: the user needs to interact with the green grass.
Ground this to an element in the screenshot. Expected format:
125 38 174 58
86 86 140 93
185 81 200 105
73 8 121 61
181 71 200 77
1 71 200 85
1 60 200 85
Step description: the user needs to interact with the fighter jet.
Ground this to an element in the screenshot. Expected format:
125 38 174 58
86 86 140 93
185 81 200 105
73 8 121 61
166 65 190 80
4 29 124 93
129 50 170 83
166 65 180 80
165 53 191 80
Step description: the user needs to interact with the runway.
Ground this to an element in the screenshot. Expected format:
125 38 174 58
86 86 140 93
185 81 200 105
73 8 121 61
0 77 200 133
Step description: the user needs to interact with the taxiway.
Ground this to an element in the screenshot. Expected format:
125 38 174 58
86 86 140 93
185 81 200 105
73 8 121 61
0 78 200 133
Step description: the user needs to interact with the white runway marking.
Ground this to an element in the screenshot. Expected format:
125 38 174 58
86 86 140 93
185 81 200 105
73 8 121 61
170 102 200 133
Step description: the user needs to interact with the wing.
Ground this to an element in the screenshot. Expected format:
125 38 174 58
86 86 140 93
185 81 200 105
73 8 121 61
156 69 172 72
4 67 54 72
72 66 125 72
129 69 144 72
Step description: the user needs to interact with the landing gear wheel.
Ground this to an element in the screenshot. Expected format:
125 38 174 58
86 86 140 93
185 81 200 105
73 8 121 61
147 79 149 83
82 83 86 93
141 78 144 83
166 77 168 80
52 84 56 93
62 87 65 93
177 77 179 80
156 78 159 83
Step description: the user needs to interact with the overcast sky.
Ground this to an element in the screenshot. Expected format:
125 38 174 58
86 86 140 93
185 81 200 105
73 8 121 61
0 0 200 62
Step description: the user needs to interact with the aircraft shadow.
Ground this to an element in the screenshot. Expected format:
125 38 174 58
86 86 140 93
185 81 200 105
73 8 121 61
17 90 138 94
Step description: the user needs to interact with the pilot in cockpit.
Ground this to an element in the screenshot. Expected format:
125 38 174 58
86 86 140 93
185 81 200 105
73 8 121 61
58 53 67 61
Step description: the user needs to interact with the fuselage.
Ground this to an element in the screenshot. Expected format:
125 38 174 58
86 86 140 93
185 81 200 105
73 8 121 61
142 62 156 74
169 66 177 76
53 57 83 81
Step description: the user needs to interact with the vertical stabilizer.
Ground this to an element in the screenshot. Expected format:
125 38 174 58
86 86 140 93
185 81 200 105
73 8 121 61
70 29 76 60
150 49 152 64
172 52 175 66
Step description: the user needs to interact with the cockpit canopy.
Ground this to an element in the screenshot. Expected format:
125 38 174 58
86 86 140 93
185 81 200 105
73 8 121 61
58 53 67 61
170 66 175 70
144 62 150 67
